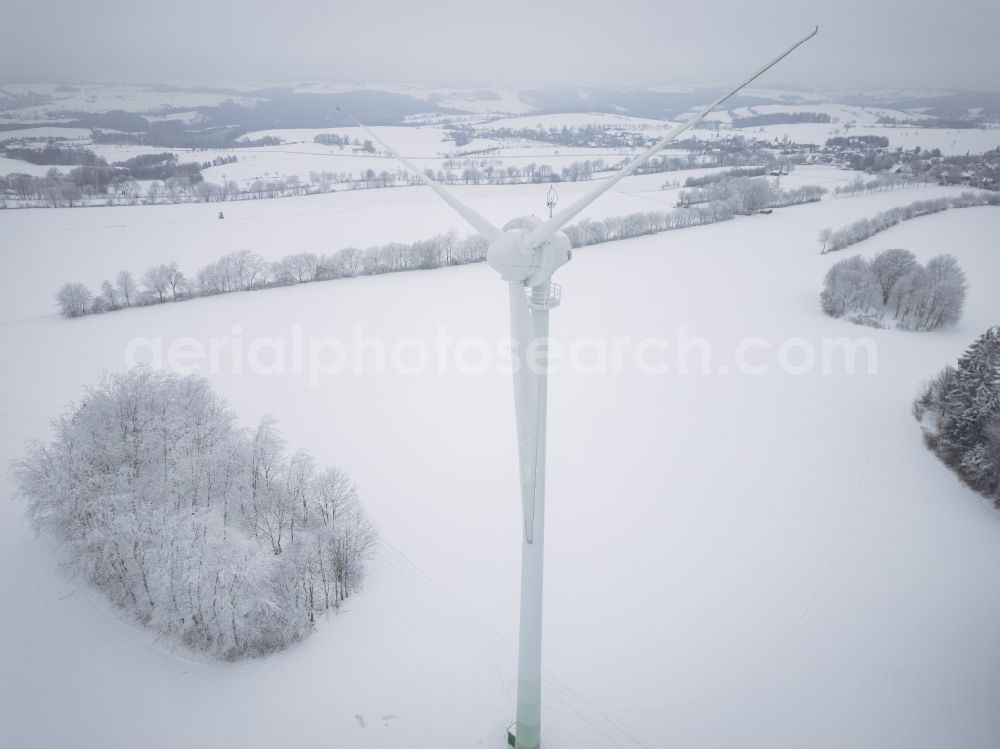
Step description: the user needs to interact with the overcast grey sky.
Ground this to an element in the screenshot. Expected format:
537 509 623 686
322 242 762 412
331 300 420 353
2 0 998 90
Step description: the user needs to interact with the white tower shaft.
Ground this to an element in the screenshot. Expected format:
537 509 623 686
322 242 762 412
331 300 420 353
509 281 551 749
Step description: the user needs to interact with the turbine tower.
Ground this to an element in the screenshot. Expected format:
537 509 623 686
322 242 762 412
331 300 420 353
339 26 817 748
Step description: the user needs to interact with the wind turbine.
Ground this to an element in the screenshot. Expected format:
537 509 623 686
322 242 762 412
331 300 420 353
339 25 817 748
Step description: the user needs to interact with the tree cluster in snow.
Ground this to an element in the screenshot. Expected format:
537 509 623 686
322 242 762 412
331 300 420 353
13 368 377 659
831 173 915 197
676 176 825 214
818 192 1000 254
681 166 769 187
915 327 1000 504
820 250 966 331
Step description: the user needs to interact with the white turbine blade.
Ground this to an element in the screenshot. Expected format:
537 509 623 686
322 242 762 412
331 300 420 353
509 282 542 543
525 25 819 250
337 107 501 241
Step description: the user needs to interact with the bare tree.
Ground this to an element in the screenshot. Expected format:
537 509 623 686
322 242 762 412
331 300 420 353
164 261 186 298
141 264 171 303
115 270 137 308
100 280 119 310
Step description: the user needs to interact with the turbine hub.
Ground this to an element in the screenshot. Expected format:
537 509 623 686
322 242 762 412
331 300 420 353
487 215 572 286
486 230 537 282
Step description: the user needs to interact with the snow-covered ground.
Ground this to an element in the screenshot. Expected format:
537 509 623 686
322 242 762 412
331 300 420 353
1 90 998 186
0 165 917 322
0 156 55 177
737 122 1000 155
2 169 1000 748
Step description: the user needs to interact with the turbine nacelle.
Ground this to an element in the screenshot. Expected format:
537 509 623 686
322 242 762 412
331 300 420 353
487 215 572 287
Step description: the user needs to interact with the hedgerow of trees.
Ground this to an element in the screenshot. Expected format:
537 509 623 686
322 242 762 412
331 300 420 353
676 175 825 213
3 143 107 166
55 191 779 318
13 368 376 659
825 135 890 149
54 234 489 317
820 250 967 330
732 111 832 128
0 146 214 207
831 173 915 197
818 192 1000 254
682 166 768 187
914 327 1000 504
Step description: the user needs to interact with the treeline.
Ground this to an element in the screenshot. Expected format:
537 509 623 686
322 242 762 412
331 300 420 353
826 135 890 148
914 327 1000 504
313 133 374 151
423 158 610 186
832 173 915 197
2 143 106 166
733 112 832 128
470 124 648 150
637 136 793 174
13 369 377 659
818 192 1000 254
878 115 984 129
2 169 142 207
114 152 208 181
54 233 491 317
820 250 966 330
55 197 763 318
562 202 736 247
92 128 282 149
0 147 216 206
683 166 768 187
677 176 826 213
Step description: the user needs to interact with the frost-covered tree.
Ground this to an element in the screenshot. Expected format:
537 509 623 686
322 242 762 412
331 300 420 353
100 279 119 310
55 282 93 317
870 249 918 305
821 252 966 331
13 368 376 658
915 327 1000 503
164 261 186 298
818 227 833 254
115 270 137 308
919 254 967 330
820 256 874 318
141 263 172 303
274 252 320 284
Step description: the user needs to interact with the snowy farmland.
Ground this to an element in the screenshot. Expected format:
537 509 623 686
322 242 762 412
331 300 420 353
2 90 997 190
2 160 1000 749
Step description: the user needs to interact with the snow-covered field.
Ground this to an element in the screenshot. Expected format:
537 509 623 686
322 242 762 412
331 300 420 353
1 88 997 185
740 122 1000 155
0 165 927 322
2 167 1000 748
